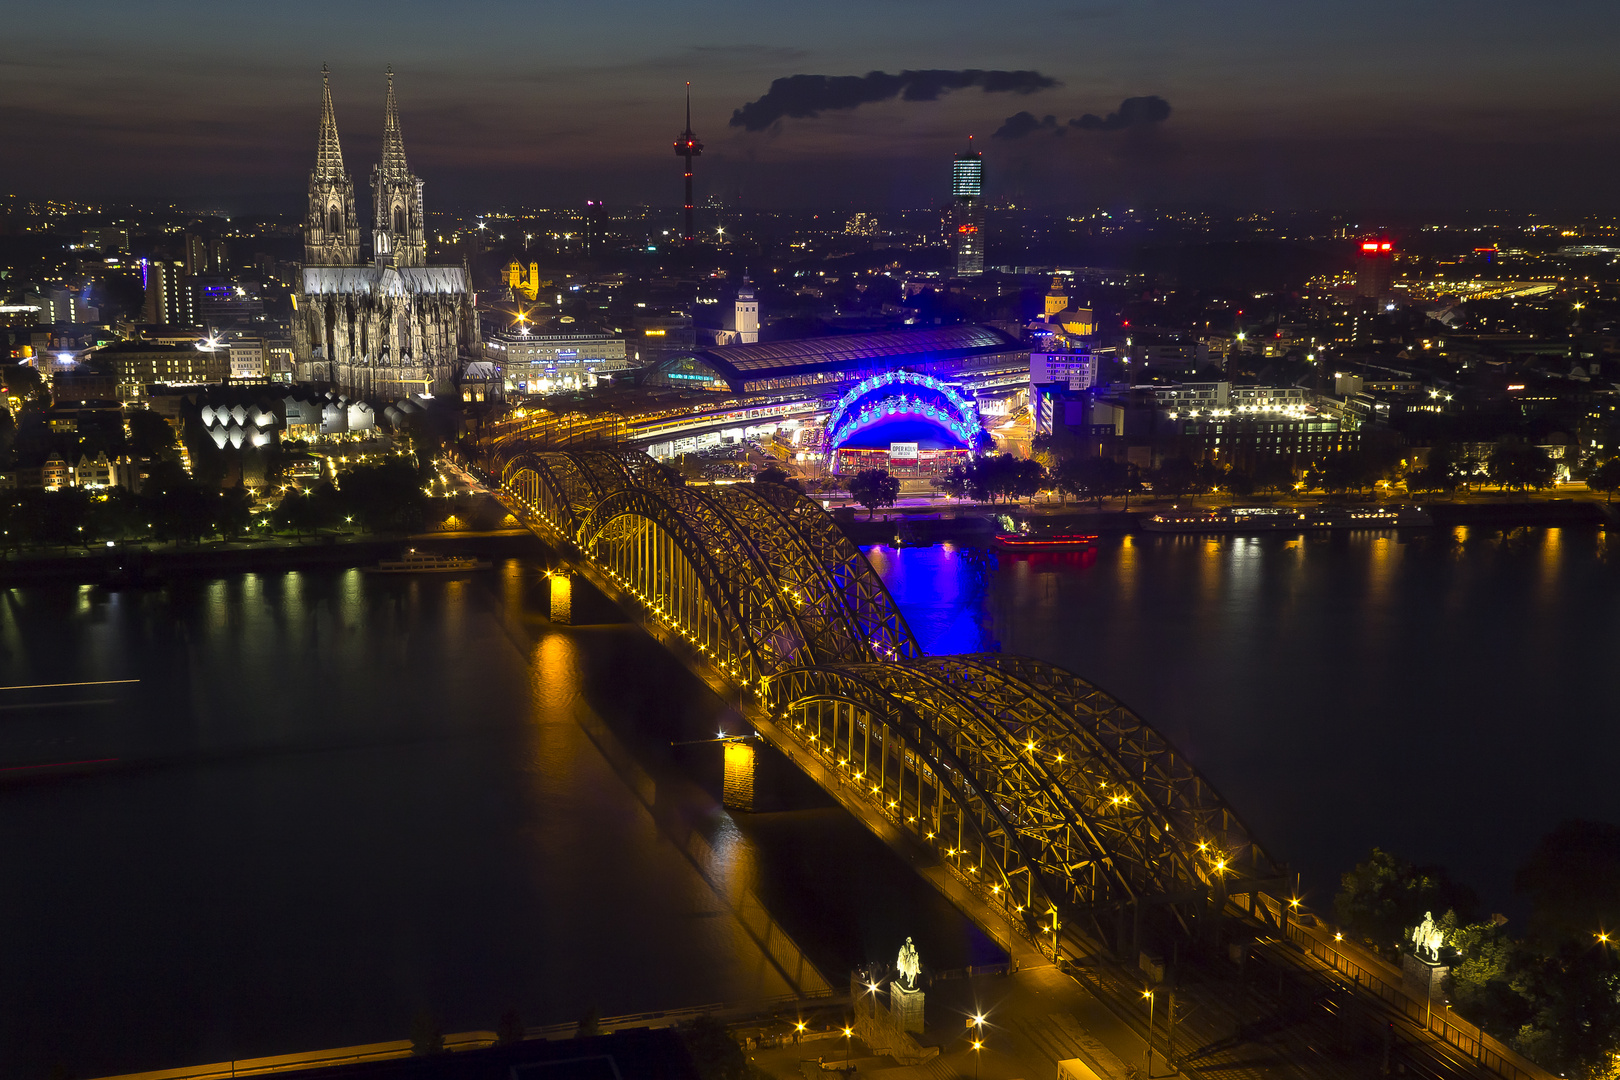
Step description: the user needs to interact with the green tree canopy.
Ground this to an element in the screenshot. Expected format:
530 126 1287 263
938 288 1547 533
1333 847 1478 951
753 465 803 493
847 468 900 518
1587 457 1620 503
1488 439 1556 493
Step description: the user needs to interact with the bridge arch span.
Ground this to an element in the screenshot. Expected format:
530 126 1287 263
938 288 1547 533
482 444 1280 948
579 485 780 683
764 655 1277 945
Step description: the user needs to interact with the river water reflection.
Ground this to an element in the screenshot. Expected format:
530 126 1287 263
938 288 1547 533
10 526 1606 1076
867 526 1620 915
0 562 996 1078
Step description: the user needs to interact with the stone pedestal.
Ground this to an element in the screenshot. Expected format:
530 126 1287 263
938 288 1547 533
889 982 924 1035
1402 952 1449 1003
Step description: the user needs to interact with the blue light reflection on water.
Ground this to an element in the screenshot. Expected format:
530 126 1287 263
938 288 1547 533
864 544 994 655
865 530 1620 910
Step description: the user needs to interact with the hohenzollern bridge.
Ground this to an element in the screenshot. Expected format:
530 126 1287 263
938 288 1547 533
485 444 1284 955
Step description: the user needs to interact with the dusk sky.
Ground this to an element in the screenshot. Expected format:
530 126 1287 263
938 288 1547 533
6 0 1620 213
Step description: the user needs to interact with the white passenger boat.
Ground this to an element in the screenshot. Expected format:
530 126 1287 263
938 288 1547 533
366 549 492 573
1141 504 1433 533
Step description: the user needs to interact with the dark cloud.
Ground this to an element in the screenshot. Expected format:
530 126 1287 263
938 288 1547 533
1070 95 1171 131
730 69 1058 131
994 96 1172 140
993 112 1063 139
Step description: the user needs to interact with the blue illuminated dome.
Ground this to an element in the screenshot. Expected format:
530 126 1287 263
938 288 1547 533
826 370 983 453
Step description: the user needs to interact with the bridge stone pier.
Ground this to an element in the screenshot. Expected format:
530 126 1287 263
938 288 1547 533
485 445 1285 960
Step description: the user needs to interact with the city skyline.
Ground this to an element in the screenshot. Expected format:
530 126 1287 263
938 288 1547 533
5 0 1620 213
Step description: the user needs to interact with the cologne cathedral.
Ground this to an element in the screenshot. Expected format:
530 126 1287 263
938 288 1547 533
293 67 474 400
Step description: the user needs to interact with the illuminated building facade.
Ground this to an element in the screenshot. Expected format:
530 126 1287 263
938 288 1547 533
1356 238 1395 300
97 341 229 400
485 330 628 394
825 370 983 477
142 259 194 327
292 67 474 399
952 144 984 278
506 260 542 302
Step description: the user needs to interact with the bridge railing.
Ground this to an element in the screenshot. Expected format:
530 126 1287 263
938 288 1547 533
1247 893 1557 1080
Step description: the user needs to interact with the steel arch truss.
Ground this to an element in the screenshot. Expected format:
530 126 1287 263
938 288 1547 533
764 655 1280 938
490 446 1278 945
502 449 919 674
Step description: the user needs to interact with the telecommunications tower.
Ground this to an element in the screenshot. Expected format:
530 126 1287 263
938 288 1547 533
674 83 703 246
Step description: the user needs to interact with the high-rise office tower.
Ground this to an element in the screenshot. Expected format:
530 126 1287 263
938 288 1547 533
183 233 210 276
1355 238 1395 300
584 199 604 257
143 259 194 326
952 139 984 278
673 84 703 246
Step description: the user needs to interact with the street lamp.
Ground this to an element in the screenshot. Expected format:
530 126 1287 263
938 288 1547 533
971 1039 984 1080
842 1027 853 1069
1142 989 1157 1079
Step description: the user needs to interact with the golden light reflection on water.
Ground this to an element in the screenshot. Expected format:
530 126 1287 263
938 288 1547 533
1199 537 1224 601
1117 535 1137 601
532 631 580 720
1366 534 1398 607
527 631 588 805
1539 527 1563 603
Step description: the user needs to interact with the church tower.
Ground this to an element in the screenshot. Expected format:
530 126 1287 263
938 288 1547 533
733 277 758 344
371 67 427 268
305 65 361 266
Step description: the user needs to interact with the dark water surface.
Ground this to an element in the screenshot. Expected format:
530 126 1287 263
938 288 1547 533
867 526 1620 915
0 564 989 1078
12 526 1607 1076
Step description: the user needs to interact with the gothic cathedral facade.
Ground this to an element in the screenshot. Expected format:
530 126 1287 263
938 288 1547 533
293 67 473 400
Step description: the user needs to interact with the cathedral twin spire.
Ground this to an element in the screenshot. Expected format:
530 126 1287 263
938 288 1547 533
305 66 424 269
315 65 346 180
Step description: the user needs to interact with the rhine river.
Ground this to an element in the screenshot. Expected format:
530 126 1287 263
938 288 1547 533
3 526 1618 1075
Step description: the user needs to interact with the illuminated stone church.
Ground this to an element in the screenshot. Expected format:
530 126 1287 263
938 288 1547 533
293 67 474 400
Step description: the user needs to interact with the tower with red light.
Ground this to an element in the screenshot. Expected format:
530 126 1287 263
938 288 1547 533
673 84 703 246
952 138 984 277
1356 238 1394 301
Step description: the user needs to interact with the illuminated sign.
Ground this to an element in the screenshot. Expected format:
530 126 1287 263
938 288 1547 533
889 442 919 461
957 224 978 234
1361 240 1393 253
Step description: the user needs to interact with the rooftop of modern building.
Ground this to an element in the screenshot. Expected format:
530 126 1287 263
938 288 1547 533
487 322 620 344
93 340 206 354
654 323 1023 393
